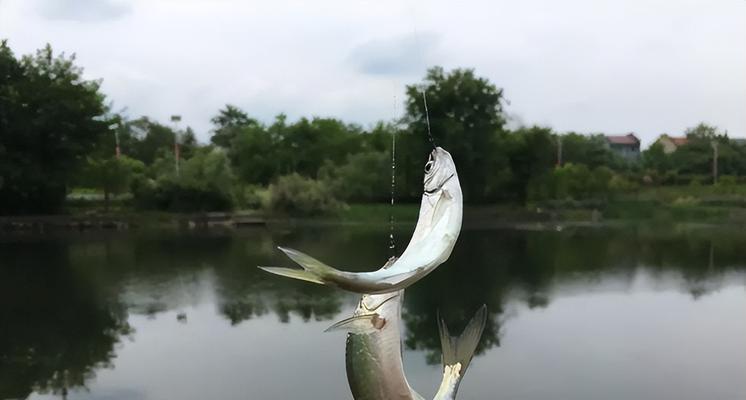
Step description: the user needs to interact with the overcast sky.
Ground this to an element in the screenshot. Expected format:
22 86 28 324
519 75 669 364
1 0 744 145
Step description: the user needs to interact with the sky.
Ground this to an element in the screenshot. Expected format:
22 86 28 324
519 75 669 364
0 0 744 146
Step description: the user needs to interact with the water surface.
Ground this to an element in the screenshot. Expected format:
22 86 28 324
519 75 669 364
1 224 745 399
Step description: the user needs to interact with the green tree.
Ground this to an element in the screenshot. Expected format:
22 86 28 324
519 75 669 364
0 41 110 214
229 119 280 185
126 117 178 165
561 133 614 168
80 155 144 210
210 104 257 148
507 126 556 201
180 147 235 196
403 67 509 202
642 142 671 172
320 150 390 202
228 114 366 185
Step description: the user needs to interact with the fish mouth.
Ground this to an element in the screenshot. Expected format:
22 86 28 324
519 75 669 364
424 173 455 196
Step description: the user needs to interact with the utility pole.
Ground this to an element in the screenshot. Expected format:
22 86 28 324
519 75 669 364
711 140 718 185
556 135 563 167
171 115 182 177
113 123 121 159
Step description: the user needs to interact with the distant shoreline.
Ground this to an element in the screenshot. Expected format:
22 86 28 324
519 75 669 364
4 201 746 233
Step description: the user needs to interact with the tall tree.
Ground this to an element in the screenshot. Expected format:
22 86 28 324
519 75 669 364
0 41 110 214
403 67 509 202
210 104 257 148
508 126 556 201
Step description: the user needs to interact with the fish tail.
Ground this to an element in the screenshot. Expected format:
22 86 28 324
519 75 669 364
434 305 487 398
258 246 343 287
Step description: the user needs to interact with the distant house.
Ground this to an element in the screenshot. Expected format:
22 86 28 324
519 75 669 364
605 133 640 161
731 138 746 146
656 134 689 154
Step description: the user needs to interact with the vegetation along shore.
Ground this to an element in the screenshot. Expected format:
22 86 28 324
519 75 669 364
2 40 745 227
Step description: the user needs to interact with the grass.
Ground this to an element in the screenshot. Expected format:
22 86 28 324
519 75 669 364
58 183 746 227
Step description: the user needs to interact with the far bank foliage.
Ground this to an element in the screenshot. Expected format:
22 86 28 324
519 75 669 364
2 40 741 216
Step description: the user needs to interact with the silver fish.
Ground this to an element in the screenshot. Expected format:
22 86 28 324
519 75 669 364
259 147 463 294
326 288 487 400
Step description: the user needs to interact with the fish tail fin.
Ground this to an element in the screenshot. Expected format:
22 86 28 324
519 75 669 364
258 246 346 287
438 304 487 376
434 305 487 399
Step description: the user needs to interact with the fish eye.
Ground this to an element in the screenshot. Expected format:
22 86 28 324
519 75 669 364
424 160 434 173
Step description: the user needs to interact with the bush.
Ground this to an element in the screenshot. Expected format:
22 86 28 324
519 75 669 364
319 151 390 202
235 184 268 210
133 179 233 212
134 147 238 212
609 174 638 193
527 164 618 202
268 173 341 216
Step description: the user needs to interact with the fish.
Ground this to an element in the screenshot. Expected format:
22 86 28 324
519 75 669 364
259 146 463 294
326 279 487 399
431 305 487 400
326 290 424 400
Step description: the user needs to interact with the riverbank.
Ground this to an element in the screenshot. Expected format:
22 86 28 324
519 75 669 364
6 195 746 233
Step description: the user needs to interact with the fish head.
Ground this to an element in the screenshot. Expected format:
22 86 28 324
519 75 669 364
423 147 459 197
356 290 403 319
325 291 403 334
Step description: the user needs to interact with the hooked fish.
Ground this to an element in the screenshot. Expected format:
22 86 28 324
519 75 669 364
326 277 487 399
259 147 463 294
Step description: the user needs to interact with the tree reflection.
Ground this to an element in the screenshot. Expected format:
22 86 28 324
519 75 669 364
2 222 745 393
400 225 746 363
0 240 132 399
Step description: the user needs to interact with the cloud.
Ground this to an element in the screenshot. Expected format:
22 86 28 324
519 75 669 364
348 32 441 76
36 0 131 22
1 0 743 144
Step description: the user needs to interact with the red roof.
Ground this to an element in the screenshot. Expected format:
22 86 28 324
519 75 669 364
670 137 688 146
606 133 640 145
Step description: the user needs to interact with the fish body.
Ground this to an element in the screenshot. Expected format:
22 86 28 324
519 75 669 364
327 290 424 400
326 284 487 400
260 147 462 294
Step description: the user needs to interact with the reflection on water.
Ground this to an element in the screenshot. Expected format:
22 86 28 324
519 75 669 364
1 224 745 399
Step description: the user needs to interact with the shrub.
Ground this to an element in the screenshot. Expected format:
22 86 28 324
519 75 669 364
268 173 341 216
609 174 638 193
319 151 390 202
235 184 268 210
133 179 233 212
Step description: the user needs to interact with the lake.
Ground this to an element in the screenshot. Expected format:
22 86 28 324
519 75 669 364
1 223 745 400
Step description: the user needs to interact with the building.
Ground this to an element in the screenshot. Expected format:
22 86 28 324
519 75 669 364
605 133 640 161
656 134 689 154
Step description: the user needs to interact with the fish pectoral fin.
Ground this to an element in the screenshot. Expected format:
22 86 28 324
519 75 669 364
324 314 385 334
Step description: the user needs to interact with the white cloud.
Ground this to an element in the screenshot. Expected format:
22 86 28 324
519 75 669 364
36 0 131 22
0 0 743 146
348 32 441 76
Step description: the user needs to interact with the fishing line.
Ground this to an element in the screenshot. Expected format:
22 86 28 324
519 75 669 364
407 0 438 150
388 92 398 258
421 89 436 150
385 0 437 258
